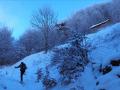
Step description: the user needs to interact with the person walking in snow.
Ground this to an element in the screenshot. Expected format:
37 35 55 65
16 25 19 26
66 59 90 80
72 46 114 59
15 62 27 83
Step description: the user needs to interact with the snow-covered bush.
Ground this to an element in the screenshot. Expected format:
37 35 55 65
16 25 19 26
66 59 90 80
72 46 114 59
42 66 57 89
52 33 89 85
42 76 57 90
36 68 43 82
59 46 87 85
60 58 84 84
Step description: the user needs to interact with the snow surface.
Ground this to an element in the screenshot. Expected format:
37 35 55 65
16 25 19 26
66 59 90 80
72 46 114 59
88 23 120 66
84 23 120 90
0 51 55 90
1 23 120 90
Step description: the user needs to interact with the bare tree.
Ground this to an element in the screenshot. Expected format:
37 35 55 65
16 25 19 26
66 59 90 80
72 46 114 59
31 7 57 53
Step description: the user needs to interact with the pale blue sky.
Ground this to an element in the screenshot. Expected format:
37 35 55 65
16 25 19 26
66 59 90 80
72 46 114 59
0 0 110 39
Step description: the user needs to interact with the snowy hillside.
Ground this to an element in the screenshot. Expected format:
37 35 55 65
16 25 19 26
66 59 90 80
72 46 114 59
0 51 55 90
1 23 120 90
88 23 120 65
85 23 120 90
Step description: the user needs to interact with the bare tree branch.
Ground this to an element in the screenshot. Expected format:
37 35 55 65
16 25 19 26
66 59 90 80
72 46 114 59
31 7 57 53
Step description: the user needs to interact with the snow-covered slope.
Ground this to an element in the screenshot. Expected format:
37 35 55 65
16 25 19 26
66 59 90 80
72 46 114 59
88 23 120 65
0 51 55 90
83 23 120 90
1 23 120 90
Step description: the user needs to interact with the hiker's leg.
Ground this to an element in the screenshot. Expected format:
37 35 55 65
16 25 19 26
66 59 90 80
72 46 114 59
21 72 23 82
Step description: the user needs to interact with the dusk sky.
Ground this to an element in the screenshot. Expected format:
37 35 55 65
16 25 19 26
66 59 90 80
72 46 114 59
0 0 110 39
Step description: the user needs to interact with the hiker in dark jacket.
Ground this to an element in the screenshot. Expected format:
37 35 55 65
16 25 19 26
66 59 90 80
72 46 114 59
15 62 27 82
